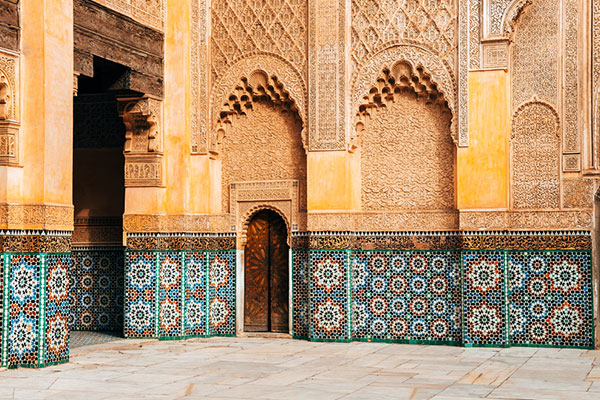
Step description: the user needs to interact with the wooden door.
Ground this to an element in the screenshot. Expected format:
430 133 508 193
244 210 289 332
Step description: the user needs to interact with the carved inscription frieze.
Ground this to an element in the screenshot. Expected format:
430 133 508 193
191 0 209 154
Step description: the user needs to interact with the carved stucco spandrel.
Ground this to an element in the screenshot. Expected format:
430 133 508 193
352 44 458 145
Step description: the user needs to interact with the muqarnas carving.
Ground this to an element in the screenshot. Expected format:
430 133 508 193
118 96 163 187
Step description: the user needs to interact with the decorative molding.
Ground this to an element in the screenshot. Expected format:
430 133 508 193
73 216 123 246
122 214 230 233
562 0 580 162
191 0 209 154
459 210 593 231
458 0 469 147
0 205 74 231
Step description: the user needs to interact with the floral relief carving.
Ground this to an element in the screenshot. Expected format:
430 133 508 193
511 101 560 210
220 100 307 214
360 90 455 212
0 54 18 166
511 0 558 110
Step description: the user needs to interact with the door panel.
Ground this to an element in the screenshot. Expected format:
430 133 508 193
244 212 270 331
269 215 289 332
244 210 289 333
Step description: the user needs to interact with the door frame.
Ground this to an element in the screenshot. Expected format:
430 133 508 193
236 207 293 335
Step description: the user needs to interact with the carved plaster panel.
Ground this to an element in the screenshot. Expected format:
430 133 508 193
468 0 481 70
511 0 559 110
309 0 346 150
91 0 164 31
122 214 230 233
220 100 307 213
306 211 460 232
511 101 561 209
0 50 18 166
563 179 594 210
593 0 600 168
210 0 307 84
210 54 307 148
360 91 455 212
481 39 508 69
562 0 580 159
351 0 457 74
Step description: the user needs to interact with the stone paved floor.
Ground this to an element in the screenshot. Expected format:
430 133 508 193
70 331 123 349
0 337 599 399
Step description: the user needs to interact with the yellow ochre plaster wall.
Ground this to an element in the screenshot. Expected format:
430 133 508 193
457 70 510 211
307 151 360 211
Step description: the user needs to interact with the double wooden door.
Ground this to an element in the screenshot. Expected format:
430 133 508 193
244 210 289 332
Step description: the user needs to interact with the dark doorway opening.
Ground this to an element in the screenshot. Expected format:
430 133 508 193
244 210 290 333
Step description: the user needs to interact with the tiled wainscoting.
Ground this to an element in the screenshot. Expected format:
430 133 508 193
70 247 124 332
292 231 595 348
124 233 237 339
0 232 71 368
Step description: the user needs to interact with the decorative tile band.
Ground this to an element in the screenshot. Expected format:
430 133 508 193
0 252 70 368
124 250 236 339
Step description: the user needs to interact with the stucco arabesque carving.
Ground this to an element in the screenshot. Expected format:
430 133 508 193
209 53 307 159
351 44 457 149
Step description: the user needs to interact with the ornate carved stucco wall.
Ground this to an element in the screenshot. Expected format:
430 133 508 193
220 100 307 214
361 92 454 212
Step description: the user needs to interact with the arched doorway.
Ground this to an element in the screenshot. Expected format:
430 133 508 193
244 210 289 333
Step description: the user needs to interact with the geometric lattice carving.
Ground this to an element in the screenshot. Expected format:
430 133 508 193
352 61 451 152
211 0 307 84
351 0 457 72
212 70 305 159
512 100 560 209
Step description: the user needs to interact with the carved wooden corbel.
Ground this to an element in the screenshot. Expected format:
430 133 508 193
117 96 164 187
